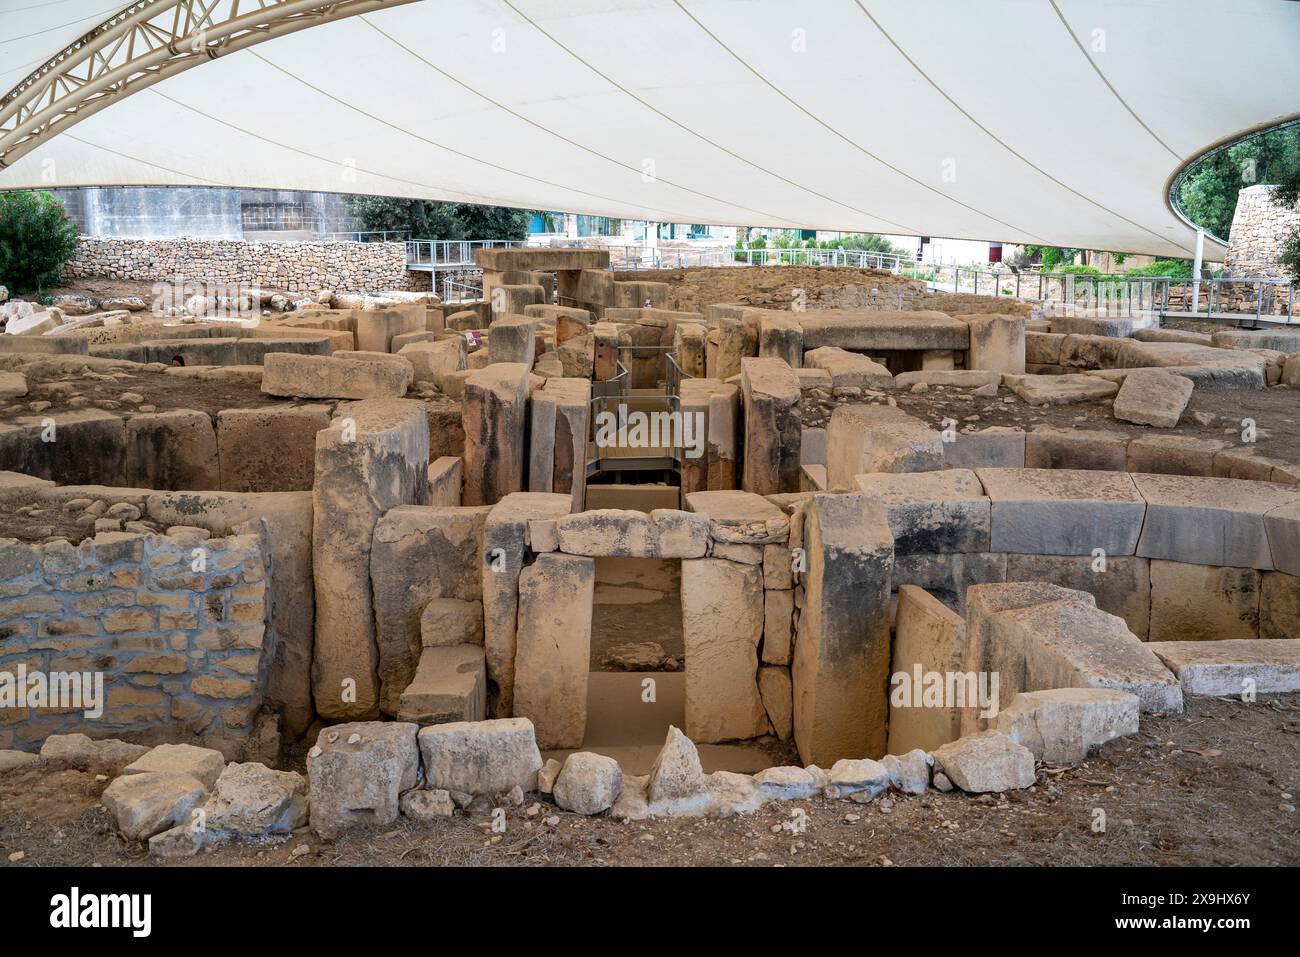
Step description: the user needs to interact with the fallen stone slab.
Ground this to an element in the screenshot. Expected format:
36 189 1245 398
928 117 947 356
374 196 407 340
1117 340 1266 390
553 752 624 815
855 468 990 553
1004 373 1119 406
400 787 455 820
397 644 487 725
417 718 543 795
124 743 226 790
932 731 1035 793
307 721 419 838
0 750 38 773
1149 639 1300 696
752 765 819 800
804 346 893 390
828 757 889 797
827 404 943 486
102 772 208 841
203 762 308 837
261 351 413 399
1111 369 1194 428
895 370 1001 389
993 689 1138 764
1132 473 1300 569
977 468 1146 555
1005 553 1151 639
38 733 149 773
882 749 931 794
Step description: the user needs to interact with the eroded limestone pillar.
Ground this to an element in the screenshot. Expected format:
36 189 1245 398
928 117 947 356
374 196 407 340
462 363 531 506
741 357 801 495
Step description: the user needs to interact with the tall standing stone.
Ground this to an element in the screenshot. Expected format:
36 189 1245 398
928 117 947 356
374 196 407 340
741 358 801 495
312 399 429 719
792 493 894 765
461 363 531 506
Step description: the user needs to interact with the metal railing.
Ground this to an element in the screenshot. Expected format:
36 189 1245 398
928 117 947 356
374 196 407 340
406 238 525 269
323 229 410 242
729 246 914 271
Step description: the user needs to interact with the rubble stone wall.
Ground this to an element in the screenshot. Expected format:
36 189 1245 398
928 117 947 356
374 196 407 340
0 529 272 750
64 237 422 294
1225 184 1300 279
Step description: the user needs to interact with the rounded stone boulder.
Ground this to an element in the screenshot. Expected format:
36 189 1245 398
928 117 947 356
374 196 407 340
552 752 623 815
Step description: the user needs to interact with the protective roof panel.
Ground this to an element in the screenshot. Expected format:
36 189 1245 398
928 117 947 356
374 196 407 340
3 0 1299 258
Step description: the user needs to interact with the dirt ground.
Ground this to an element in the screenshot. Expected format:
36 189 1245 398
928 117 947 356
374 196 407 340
590 557 683 668
0 695 1294 868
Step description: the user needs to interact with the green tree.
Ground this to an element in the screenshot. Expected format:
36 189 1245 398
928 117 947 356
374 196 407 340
1177 125 1300 238
0 191 79 296
345 196 530 240
1268 140 1300 282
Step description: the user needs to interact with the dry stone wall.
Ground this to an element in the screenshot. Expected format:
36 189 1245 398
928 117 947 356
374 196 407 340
1224 184 1300 278
64 238 420 293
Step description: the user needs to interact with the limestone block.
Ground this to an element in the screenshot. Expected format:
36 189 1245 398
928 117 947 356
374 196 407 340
512 553 595 748
417 718 543 795
1126 435 1228 476
488 315 538 366
1025 331 1065 365
307 721 419 838
887 585 967 754
977 468 1146 556
1264 499 1300 576
124 743 226 789
553 752 623 815
1261 572 1300 639
740 357 801 495
758 315 803 367
645 725 710 813
1111 369 1194 428
203 762 308 837
651 509 710 559
792 494 894 764
554 509 654 556
959 313 1025 374
1149 639 1300 695
932 731 1035 792
942 426 1025 470
1003 373 1118 405
482 493 573 716
528 377 589 511
680 557 768 742
399 337 466 381
684 489 790 544
126 409 220 490
826 405 943 487
1006 553 1150 639
1148 560 1260 642
427 456 462 506
216 405 330 492
461 362 531 506
353 305 425 353
803 346 893 390
102 772 208 841
795 309 968 352
1133 473 1299 569
1023 427 1128 471
993 688 1138 763
762 588 794 665
397 644 486 725
854 469 990 553
673 321 708 378
895 370 1001 389
261 351 412 399
313 399 429 719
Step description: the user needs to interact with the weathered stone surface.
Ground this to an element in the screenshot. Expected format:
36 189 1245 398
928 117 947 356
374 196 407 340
39 733 149 772
855 469 990 553
1148 560 1260 642
307 721 419 838
462 363 531 506
977 468 1146 556
681 557 768 742
651 509 710 558
757 666 793 741
1111 369 1194 427
741 357 802 495
994 689 1139 764
418 717 542 795
707 770 766 816
262 351 413 399
882 749 931 794
0 749 38 773
216 405 329 492
512 553 595 749
1265 499 1300 577
124 743 226 790
1005 553 1150 639
887 585 967 754
397 644 486 725
482 493 572 715
400 787 455 819
554 509 655 556
398 337 466 381
103 772 208 841
762 588 794 666
959 314 1025 373
828 757 889 798
685 489 789 544
1023 427 1128 471
1126 435 1227 476
804 346 893 390
645 725 710 813
553 752 624 815
314 400 429 719
1149 639 1300 695
1004 373 1118 406
203 762 308 836
124 409 220 490
420 597 484 647
488 315 537 365
793 493 894 765
753 765 818 799
1134 474 1298 569
896 370 1001 389
942 426 1025 469
827 405 943 486
932 731 1035 792
528 377 590 510
795 309 969 352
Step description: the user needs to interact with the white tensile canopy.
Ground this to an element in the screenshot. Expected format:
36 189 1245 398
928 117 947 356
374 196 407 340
2 0 1298 258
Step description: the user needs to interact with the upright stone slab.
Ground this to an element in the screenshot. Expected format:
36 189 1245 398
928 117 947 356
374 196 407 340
461 362 531 506
674 322 708 378
959 313 1025 373
512 553 595 748
680 557 769 743
482 493 573 716
312 400 429 719
529 377 590 511
354 305 425 353
126 410 220 490
758 315 803 367
399 337 466 382
792 493 894 765
887 585 968 754
741 358 801 495
488 315 538 366
855 469 990 553
826 404 942 487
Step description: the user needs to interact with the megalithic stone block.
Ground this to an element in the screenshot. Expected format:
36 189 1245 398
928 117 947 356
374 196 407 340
488 314 538 366
312 399 429 720
528 377 590 510
461 362 531 506
482 493 573 717
512 553 596 748
741 357 801 495
758 315 803 368
707 383 740 490
674 322 708 378
792 493 894 765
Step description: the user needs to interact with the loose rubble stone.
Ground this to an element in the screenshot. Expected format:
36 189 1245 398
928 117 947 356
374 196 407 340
828 758 889 797
102 772 208 841
417 718 543 795
882 749 931 794
553 752 624 815
203 762 308 837
124 743 226 790
646 725 710 813
994 689 1139 764
307 721 419 838
1111 369 1194 427
400 788 455 820
932 731 1036 793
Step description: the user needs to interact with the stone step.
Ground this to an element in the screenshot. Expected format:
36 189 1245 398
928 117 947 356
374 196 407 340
1148 639 1300 696
396 644 487 725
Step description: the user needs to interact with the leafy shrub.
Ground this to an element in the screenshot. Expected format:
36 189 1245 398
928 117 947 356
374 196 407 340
1123 259 1193 279
0 191 79 296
